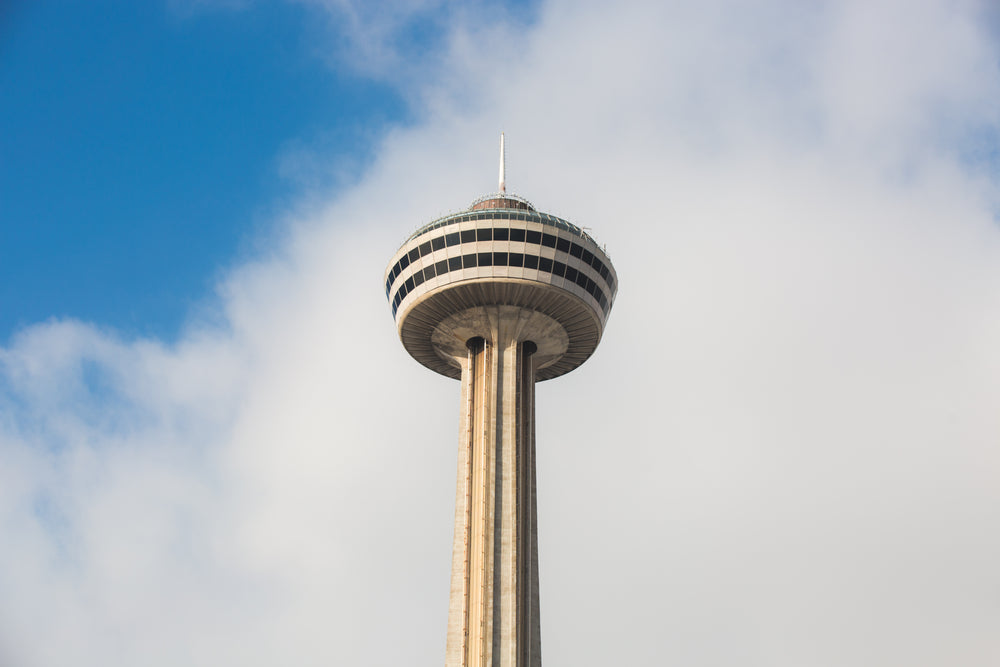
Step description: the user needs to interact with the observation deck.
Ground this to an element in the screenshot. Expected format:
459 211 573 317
384 194 618 381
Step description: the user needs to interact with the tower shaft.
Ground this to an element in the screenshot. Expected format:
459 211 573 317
446 332 541 667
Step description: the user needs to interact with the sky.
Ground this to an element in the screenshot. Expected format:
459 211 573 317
1 0 999 665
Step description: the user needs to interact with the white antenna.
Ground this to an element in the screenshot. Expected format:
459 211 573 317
498 132 506 193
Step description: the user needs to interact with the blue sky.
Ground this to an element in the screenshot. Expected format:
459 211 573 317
1 2 999 665
1 1 415 340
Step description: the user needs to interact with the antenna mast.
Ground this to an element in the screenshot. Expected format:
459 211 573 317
498 132 506 193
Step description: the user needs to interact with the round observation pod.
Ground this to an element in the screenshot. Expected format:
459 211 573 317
384 191 618 381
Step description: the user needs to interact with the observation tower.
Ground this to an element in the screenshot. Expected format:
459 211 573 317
384 135 617 667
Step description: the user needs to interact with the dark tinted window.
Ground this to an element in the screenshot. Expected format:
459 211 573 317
435 259 448 275
419 241 432 256
552 260 566 277
582 249 594 265
449 256 462 271
575 272 588 289
405 276 415 291
564 266 578 282
413 271 425 287
510 228 525 242
432 236 445 251
509 253 524 267
541 233 556 248
494 228 509 241
445 232 460 247
478 252 493 266
526 230 541 244
463 253 478 268
423 266 435 280
600 265 609 281
407 209 591 245
400 254 410 270
556 237 570 253
408 248 420 263
461 229 476 243
569 243 583 258
494 252 508 266
524 254 539 269
539 257 553 272
476 228 493 241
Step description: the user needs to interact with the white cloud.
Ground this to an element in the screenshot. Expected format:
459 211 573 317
2 0 1000 665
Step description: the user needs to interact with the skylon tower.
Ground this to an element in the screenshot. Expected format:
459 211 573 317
384 135 617 666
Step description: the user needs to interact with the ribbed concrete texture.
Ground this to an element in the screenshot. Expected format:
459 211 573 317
446 329 540 667
385 167 616 666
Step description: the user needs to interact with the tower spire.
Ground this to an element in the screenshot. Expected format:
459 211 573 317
499 132 506 193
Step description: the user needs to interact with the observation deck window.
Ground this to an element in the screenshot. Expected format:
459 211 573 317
390 248 612 319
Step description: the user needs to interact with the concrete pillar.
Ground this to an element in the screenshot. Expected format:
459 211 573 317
445 333 541 667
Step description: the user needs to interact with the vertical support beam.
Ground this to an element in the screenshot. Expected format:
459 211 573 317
519 342 541 667
445 334 541 667
445 338 479 666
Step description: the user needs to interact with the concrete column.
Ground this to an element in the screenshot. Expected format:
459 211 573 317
445 333 541 667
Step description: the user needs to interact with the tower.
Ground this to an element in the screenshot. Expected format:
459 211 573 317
384 135 618 666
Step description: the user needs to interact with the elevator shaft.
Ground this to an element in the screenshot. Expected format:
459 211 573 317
445 335 541 667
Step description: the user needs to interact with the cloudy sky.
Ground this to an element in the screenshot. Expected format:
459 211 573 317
2 1 1000 665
